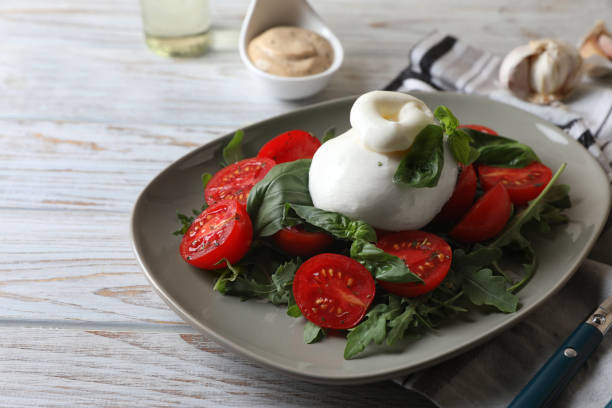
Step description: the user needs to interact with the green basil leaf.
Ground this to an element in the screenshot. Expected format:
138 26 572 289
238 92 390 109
222 129 244 166
448 129 480 165
350 239 423 283
304 321 326 344
462 128 540 168
247 159 313 237
321 127 337 143
433 105 459 134
289 204 376 242
393 124 444 187
461 268 519 313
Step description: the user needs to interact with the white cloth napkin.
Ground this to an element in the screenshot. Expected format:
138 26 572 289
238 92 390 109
386 33 612 407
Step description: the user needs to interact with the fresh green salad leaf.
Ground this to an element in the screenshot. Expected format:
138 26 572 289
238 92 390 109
350 239 423 283
393 124 445 187
461 268 519 312
462 128 539 168
289 204 376 242
172 172 212 236
344 302 400 359
433 105 459 134
492 164 567 248
215 258 301 305
247 159 313 237
434 106 480 166
321 127 337 143
221 129 244 166
304 321 326 344
448 129 480 166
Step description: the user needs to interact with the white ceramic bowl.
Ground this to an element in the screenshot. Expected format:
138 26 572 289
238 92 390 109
239 0 344 100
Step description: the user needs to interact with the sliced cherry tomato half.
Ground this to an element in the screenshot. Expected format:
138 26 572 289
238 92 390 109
458 124 498 135
450 183 512 242
257 130 321 163
272 225 334 257
478 163 553 205
179 199 253 269
205 157 275 206
293 253 375 329
376 231 452 297
436 164 478 222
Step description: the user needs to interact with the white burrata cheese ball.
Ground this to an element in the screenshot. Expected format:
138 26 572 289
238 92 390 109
309 91 458 231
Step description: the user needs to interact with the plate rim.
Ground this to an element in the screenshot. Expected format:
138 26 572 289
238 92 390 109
130 92 611 384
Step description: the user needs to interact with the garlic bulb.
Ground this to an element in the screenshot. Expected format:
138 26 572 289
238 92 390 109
499 39 583 105
579 21 612 78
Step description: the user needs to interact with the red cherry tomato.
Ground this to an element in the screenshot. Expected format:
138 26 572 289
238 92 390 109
450 183 512 242
478 163 553 205
272 225 334 257
293 254 375 329
205 157 275 206
458 124 499 135
257 130 321 163
179 199 253 269
436 164 477 222
376 231 452 297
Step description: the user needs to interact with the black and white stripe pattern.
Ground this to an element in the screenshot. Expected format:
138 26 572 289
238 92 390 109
385 33 612 180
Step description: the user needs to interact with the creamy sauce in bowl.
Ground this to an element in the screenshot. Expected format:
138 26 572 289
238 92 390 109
247 26 334 77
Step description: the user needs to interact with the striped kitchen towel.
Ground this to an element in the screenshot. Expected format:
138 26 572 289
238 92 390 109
385 32 612 180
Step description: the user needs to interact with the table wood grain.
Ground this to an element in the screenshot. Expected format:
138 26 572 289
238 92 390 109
1 0 609 406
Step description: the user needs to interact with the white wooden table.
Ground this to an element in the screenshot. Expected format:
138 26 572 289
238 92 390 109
1 1 609 406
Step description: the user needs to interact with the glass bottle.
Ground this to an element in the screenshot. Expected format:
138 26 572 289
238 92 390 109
140 0 211 57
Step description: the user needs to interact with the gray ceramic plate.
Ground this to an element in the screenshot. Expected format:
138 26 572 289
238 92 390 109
131 92 611 384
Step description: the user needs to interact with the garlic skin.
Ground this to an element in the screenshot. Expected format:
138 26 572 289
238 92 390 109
579 21 612 78
499 39 583 105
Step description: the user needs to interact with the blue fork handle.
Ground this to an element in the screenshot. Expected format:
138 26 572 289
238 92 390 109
508 323 603 408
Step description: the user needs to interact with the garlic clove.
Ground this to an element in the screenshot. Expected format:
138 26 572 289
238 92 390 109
499 39 583 105
579 20 612 78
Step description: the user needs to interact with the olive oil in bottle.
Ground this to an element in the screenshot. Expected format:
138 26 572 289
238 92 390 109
140 0 211 57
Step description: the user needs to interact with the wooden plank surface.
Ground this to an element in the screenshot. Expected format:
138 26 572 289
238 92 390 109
1 0 610 406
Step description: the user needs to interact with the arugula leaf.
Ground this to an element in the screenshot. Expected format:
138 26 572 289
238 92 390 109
461 268 519 312
247 159 313 237
393 124 445 187
304 321 326 344
452 247 518 312
492 164 566 248
222 129 244 166
462 128 539 168
201 173 212 190
344 302 401 359
172 172 212 236
386 303 417 345
321 127 337 143
289 204 376 242
213 259 244 294
287 303 302 317
350 239 423 283
214 258 301 305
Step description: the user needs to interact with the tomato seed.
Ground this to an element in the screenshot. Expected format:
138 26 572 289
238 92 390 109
346 278 354 287
328 269 334 277
337 271 342 279
320 304 327 309
336 307 343 314
315 298 323 304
